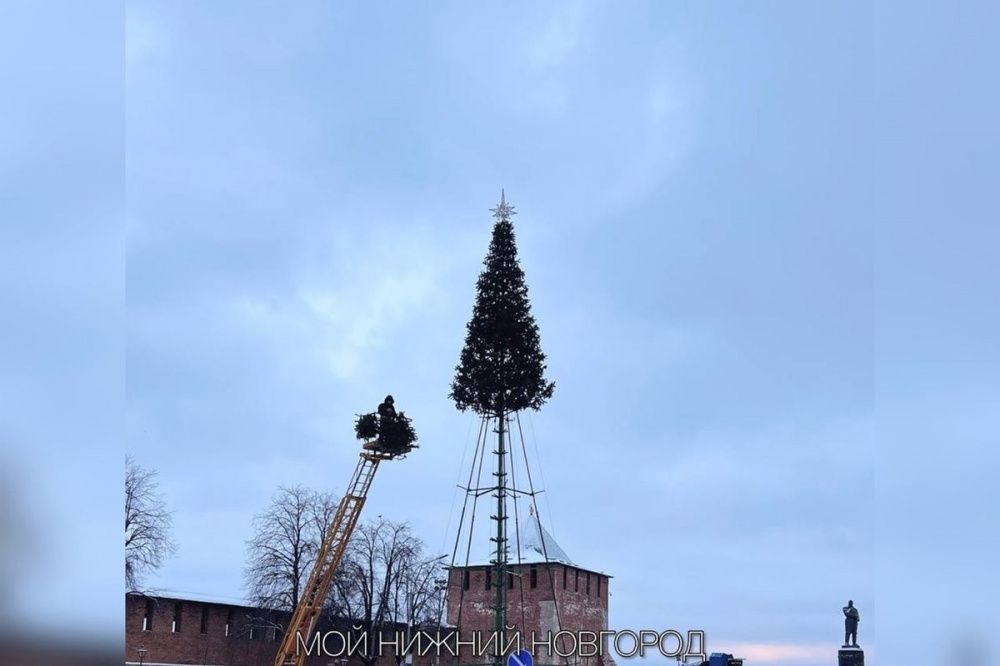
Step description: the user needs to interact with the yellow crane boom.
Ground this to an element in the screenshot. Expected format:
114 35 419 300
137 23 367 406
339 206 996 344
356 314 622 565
274 443 408 666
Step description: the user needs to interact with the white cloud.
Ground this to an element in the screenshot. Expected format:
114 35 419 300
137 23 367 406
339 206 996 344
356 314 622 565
302 263 441 379
126 7 166 73
237 224 468 381
526 1 592 69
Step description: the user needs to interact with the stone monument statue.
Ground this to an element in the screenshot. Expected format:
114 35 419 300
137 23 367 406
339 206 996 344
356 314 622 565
837 600 864 665
842 600 860 647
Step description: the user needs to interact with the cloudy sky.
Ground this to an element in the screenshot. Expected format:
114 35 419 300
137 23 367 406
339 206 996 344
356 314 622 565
2 2 996 665
122 3 876 665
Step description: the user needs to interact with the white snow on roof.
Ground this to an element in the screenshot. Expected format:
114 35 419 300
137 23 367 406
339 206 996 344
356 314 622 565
460 510 573 567
517 514 572 564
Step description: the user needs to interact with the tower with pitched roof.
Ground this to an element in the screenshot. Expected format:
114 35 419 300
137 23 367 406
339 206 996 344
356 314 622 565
445 505 612 666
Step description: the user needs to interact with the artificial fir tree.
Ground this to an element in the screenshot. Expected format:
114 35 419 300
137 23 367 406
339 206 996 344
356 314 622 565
451 190 554 415
450 191 553 666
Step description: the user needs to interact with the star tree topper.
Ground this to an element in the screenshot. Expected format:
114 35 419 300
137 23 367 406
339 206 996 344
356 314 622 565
490 188 517 222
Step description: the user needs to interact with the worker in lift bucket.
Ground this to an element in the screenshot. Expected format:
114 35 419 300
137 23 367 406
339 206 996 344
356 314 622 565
378 395 397 420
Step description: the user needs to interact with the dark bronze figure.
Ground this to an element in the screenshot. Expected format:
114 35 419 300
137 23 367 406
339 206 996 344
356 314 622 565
842 600 860 647
377 394 396 420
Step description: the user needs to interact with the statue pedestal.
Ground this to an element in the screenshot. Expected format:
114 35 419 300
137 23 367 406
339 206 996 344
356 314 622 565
838 647 864 666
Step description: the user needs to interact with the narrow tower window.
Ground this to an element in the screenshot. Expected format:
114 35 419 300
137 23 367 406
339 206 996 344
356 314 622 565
530 566 538 589
142 599 154 631
171 602 182 632
200 605 209 634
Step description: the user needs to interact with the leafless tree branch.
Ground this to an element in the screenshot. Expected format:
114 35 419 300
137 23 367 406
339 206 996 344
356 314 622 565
243 485 340 613
125 455 176 591
329 518 446 666
244 487 445 658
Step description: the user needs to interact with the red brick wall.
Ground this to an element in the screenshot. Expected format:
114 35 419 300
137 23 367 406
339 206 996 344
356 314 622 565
444 564 610 666
124 594 435 666
126 595 282 666
125 563 611 666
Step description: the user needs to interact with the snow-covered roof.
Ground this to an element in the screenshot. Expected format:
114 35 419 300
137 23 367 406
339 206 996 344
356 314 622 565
457 509 574 567
514 513 572 565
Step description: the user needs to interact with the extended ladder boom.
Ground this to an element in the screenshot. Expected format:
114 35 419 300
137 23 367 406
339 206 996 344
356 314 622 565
274 451 386 666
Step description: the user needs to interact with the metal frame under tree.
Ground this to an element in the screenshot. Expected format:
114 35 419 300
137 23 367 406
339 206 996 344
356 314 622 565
447 411 567 666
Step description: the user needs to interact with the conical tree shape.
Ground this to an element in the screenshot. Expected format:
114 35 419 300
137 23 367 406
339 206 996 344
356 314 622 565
451 192 555 415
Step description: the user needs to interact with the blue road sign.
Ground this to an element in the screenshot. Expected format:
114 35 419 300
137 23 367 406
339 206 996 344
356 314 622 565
508 649 532 666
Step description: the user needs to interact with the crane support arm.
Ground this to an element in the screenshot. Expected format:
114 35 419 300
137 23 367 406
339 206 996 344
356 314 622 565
274 451 387 666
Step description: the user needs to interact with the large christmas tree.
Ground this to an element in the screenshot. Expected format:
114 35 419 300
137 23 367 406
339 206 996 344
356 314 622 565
450 191 554 416
450 191 554 666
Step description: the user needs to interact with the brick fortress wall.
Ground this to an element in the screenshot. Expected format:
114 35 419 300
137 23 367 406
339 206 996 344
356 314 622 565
445 563 610 666
125 593 435 666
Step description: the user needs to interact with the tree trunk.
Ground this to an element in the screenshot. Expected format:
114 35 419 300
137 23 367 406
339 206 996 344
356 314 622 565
494 409 507 666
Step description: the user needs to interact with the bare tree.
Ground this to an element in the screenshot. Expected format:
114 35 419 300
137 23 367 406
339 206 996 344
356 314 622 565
243 485 339 611
328 518 446 666
396 549 447 629
125 455 176 591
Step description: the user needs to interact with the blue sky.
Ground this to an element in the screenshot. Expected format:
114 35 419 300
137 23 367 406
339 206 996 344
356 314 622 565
124 4 873 664
2 3 997 666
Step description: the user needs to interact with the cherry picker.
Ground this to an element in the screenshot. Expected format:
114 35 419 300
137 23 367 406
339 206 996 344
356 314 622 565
274 398 417 666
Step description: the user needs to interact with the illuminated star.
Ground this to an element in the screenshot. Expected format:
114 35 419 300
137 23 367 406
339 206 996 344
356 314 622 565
490 188 517 221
